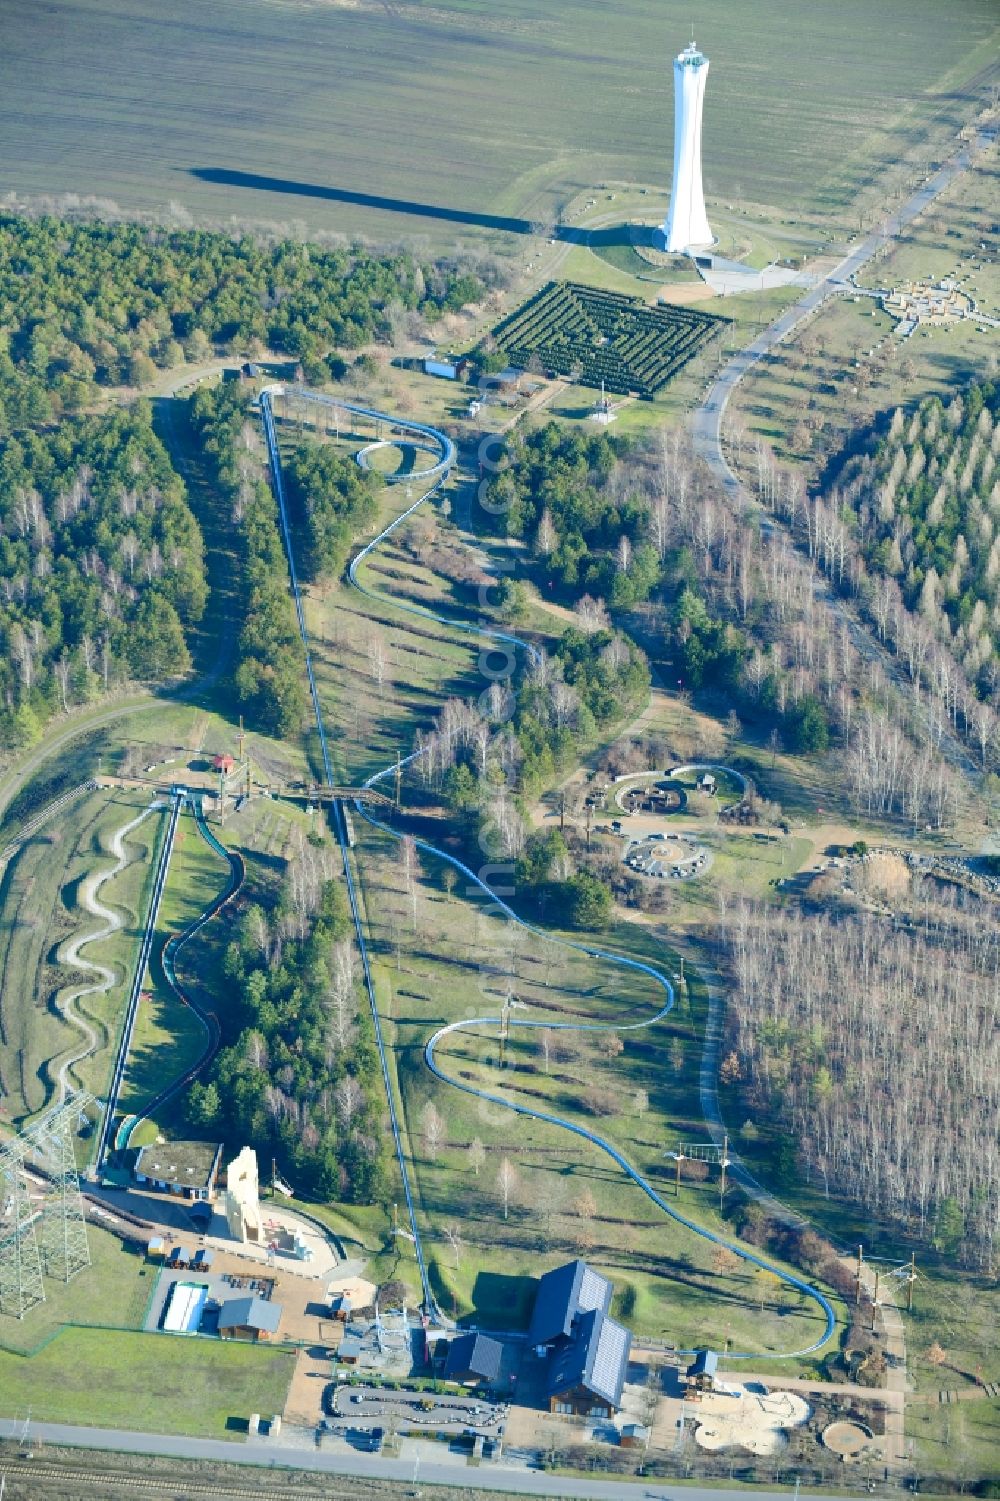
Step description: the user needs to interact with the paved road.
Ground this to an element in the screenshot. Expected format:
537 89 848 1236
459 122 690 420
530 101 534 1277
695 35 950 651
0 1418 898 1499
691 126 995 495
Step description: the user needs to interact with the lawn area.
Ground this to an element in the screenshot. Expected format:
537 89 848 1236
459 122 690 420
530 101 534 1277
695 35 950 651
0 1325 294 1436
908 1400 1000 1487
352 817 842 1372
0 1226 153 1355
119 807 230 1114
0 0 994 244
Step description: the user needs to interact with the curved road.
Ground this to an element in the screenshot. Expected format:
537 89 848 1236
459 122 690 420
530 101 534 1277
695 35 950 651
691 124 996 496
261 390 837 1359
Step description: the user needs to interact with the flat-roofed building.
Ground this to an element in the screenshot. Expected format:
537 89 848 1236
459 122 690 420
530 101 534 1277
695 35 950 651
134 1141 223 1201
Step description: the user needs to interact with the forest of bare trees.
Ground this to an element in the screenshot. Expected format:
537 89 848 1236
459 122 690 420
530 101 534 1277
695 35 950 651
738 382 1000 778
637 428 970 824
722 888 1000 1267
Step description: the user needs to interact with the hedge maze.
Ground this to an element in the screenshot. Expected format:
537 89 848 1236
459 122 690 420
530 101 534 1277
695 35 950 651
489 281 726 398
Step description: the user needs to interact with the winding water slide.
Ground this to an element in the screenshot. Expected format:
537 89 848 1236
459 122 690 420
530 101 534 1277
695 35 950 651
260 387 837 1355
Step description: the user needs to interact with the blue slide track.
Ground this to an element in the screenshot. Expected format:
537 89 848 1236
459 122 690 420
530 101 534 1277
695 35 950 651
260 388 836 1356
96 794 181 1170
118 800 245 1153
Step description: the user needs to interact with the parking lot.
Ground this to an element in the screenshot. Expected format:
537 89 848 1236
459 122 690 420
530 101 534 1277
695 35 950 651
325 1383 507 1439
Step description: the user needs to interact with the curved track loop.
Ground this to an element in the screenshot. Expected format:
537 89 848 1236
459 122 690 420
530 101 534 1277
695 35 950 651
120 802 245 1151
261 390 837 1356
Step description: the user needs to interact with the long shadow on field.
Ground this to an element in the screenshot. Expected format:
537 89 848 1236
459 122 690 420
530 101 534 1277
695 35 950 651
190 168 648 246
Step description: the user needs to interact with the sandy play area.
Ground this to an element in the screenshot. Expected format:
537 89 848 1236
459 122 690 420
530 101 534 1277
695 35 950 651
693 1382 810 1455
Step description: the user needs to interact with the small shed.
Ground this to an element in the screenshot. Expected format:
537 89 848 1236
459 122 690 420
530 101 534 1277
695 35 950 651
338 1334 363 1365
168 1245 191 1269
620 1422 651 1449
191 1246 214 1271
218 1295 282 1342
686 1348 718 1397
698 772 717 794
331 1294 352 1323
212 754 237 774
146 1235 165 1261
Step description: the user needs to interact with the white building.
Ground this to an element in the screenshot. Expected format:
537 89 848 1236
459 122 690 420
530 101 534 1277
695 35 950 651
662 41 714 254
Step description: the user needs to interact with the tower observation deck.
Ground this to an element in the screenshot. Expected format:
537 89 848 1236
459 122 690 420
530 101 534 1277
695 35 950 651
662 41 714 254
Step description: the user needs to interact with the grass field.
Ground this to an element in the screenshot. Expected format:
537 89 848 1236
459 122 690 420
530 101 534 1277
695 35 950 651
119 808 230 1116
0 1226 153 1356
0 1325 294 1436
0 789 159 1124
1 0 995 245
727 142 999 474
352 818 841 1369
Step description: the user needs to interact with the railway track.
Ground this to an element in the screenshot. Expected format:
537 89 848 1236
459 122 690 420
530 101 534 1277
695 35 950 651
0 780 96 869
0 1458 392 1500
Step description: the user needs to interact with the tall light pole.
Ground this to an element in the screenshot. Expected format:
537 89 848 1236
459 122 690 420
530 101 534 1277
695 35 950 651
662 41 714 254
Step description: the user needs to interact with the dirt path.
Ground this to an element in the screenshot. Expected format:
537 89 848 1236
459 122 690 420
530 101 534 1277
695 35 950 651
52 802 157 1101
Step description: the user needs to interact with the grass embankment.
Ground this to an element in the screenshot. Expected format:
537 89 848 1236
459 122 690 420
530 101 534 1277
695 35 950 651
0 789 160 1124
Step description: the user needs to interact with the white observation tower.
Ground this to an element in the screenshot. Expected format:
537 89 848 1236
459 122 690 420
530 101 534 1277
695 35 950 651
662 40 713 253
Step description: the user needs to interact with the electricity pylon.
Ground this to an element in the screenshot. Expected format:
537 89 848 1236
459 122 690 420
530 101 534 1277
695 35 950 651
0 1090 94 1316
0 1144 45 1319
25 1095 93 1284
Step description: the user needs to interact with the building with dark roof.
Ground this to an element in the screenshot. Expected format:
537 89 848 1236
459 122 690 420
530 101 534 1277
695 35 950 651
444 1332 503 1387
528 1258 612 1347
218 1295 282 1341
685 1348 718 1396
528 1258 631 1417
